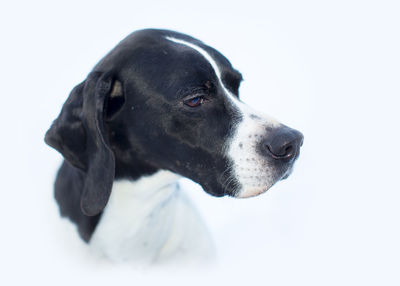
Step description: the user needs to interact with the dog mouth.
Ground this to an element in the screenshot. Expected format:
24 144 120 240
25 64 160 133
234 160 297 198
280 165 294 180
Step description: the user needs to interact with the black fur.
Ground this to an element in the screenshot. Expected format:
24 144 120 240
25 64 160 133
45 29 243 241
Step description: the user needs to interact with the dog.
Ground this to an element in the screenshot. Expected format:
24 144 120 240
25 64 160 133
45 29 303 263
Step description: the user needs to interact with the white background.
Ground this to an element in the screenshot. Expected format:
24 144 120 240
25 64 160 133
1 0 399 285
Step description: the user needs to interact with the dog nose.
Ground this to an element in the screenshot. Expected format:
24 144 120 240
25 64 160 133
263 127 304 161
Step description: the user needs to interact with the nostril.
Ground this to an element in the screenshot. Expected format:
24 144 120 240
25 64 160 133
267 142 295 159
283 145 294 157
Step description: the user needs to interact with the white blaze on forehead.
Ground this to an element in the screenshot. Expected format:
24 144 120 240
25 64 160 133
166 36 233 98
166 36 282 198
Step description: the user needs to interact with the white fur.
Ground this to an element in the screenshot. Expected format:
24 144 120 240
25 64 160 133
89 171 215 265
166 37 282 197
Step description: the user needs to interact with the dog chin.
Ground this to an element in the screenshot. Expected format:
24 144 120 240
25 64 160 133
234 164 296 198
236 186 270 198
234 178 275 198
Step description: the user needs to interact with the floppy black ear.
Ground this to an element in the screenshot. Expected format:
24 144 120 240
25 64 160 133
45 71 123 216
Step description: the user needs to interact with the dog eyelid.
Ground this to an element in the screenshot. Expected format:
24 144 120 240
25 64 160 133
183 92 211 107
183 95 205 107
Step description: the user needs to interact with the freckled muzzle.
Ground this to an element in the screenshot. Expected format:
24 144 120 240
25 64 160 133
234 125 304 198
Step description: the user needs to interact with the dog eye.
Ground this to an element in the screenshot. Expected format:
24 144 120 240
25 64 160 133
184 96 204 107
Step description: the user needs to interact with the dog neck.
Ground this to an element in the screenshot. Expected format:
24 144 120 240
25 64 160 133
89 170 215 264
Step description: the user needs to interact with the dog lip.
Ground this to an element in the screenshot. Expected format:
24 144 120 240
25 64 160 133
281 173 290 180
280 164 294 180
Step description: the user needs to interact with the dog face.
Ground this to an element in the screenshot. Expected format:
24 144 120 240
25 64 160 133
45 29 303 216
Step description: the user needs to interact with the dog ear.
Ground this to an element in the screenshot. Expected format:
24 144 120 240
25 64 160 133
45 71 123 216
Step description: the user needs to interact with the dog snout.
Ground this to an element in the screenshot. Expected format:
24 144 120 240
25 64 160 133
262 127 304 161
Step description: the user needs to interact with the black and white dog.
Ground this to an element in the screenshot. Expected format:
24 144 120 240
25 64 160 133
45 29 303 263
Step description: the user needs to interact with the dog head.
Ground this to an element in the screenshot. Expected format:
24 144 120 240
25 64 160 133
45 29 303 216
